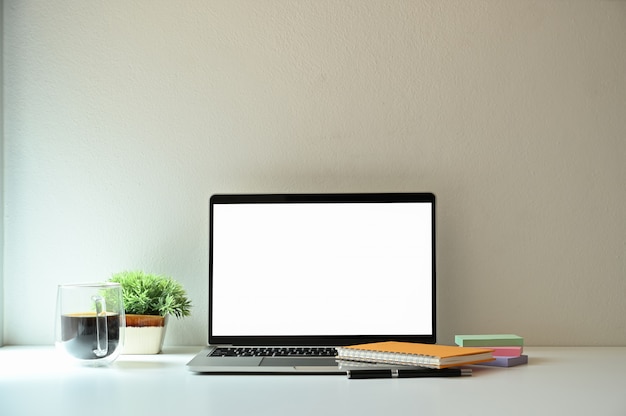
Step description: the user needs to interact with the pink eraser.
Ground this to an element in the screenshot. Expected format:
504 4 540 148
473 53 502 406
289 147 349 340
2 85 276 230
490 346 523 357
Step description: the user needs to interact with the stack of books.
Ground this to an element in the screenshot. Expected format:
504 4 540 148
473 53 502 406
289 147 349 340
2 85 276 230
335 341 495 370
455 334 528 367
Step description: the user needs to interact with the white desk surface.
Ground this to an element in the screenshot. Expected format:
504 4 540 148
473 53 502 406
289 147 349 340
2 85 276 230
1 346 625 416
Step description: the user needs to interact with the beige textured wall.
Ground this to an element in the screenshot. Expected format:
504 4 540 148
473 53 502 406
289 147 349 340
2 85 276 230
1 0 4 347
3 1 626 346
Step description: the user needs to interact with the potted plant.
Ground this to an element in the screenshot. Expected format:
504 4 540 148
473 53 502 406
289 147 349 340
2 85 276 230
109 270 192 354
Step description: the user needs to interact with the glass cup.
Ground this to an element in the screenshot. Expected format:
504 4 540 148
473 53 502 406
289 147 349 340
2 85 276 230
55 283 125 366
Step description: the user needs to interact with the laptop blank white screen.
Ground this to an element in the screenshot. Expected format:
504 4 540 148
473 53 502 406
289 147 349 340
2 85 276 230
211 200 434 337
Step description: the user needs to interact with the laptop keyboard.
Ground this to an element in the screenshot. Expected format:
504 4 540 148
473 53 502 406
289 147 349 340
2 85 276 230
210 347 338 358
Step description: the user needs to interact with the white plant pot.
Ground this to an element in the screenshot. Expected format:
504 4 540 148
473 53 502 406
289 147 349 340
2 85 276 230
122 315 168 355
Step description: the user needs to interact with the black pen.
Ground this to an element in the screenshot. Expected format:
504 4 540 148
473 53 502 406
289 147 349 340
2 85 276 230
346 368 472 379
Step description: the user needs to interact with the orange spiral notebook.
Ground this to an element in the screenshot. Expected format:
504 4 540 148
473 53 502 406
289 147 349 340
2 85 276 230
336 341 494 369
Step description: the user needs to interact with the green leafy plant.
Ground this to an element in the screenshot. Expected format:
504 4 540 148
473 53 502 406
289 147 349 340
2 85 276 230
109 271 192 319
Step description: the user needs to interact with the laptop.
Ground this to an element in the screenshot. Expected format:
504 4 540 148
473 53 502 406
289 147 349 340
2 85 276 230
187 192 436 374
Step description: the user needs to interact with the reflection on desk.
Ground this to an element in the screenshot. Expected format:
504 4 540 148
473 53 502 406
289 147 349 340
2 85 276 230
1 346 626 416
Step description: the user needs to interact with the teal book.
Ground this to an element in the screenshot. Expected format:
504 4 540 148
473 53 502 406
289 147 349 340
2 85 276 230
455 334 524 347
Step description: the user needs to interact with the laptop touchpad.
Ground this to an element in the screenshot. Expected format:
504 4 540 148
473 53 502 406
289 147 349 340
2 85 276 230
260 357 338 367
207 357 264 367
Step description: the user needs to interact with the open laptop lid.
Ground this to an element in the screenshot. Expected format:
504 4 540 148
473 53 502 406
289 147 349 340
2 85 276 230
209 193 436 347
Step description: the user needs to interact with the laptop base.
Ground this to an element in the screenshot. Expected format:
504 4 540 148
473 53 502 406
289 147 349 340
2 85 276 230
187 348 344 374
